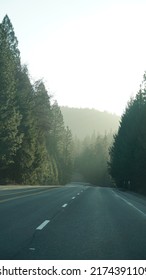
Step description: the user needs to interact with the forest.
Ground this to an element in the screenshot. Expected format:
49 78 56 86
61 107 119 186
0 15 73 185
109 74 146 194
61 106 120 140
0 15 119 187
1 15 146 193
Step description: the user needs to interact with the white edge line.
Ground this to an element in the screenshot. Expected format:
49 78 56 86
36 220 50 230
114 192 146 216
62 203 68 208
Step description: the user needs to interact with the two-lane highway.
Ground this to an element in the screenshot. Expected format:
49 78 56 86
0 184 146 259
0 184 87 259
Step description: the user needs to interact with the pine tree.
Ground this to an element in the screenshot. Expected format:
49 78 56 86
33 80 57 184
0 15 73 186
75 133 112 186
109 72 146 193
0 17 22 183
50 101 65 183
50 102 74 183
62 126 73 182
12 66 36 183
108 98 138 189
1 15 20 67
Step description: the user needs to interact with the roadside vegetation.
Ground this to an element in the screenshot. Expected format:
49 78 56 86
109 74 146 194
0 15 73 185
0 15 119 186
3 15 146 193
73 133 113 186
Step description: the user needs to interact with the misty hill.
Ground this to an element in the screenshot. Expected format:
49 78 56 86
61 106 120 139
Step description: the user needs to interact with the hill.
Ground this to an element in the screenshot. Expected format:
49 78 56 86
61 106 120 139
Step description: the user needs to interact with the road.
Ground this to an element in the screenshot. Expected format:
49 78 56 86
0 183 146 260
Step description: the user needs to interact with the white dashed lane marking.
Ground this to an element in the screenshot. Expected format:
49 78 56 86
36 220 50 230
62 203 68 208
36 190 84 231
29 248 35 251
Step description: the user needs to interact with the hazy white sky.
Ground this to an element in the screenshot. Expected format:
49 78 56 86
1 0 146 115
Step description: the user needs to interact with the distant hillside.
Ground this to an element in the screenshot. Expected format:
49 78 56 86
61 106 120 139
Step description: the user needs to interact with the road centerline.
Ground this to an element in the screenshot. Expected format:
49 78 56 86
62 203 68 208
36 220 50 230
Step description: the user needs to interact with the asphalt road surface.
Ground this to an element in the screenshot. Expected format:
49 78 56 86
0 183 146 260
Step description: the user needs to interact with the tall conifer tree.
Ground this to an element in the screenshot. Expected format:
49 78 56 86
109 73 146 193
0 16 22 182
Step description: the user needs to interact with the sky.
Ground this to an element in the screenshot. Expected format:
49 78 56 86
1 0 146 115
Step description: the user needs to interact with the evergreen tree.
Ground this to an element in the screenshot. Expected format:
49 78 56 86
0 17 22 183
33 80 55 184
50 102 73 183
109 73 146 193
50 101 65 183
75 133 112 186
0 15 73 185
1 15 20 67
13 66 36 183
62 126 73 182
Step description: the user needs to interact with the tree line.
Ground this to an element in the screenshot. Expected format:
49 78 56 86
61 106 120 140
0 15 73 185
109 73 146 194
4 15 143 190
73 133 113 186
